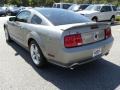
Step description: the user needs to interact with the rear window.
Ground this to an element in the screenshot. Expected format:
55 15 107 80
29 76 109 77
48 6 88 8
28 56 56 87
36 8 91 26
31 15 42 24
63 4 71 9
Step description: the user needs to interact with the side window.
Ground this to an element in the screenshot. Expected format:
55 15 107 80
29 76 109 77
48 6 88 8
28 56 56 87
63 4 71 9
31 15 42 24
56 4 60 8
112 6 117 11
16 11 31 23
101 6 112 12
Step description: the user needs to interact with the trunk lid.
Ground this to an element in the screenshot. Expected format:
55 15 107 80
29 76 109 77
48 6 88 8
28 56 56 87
59 22 110 47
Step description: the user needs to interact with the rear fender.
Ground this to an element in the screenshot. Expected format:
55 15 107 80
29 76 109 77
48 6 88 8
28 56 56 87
26 31 47 58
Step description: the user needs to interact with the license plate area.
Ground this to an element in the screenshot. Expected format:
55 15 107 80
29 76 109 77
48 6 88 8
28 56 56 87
93 48 102 57
82 30 104 44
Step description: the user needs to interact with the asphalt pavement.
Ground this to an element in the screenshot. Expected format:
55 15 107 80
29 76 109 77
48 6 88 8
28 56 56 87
0 16 120 90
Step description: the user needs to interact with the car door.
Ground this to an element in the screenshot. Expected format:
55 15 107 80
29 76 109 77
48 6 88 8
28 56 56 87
100 6 113 21
13 11 31 45
7 17 18 39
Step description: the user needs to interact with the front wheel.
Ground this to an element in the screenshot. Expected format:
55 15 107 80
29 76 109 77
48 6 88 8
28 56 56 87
29 40 46 68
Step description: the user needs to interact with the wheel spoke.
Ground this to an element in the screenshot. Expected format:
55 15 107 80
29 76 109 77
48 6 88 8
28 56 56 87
32 54 35 59
34 45 38 53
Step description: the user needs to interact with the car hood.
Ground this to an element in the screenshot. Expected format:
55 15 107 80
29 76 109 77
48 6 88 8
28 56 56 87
77 10 99 14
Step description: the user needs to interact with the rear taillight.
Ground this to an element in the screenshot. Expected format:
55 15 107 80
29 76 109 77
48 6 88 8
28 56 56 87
104 27 112 39
64 34 83 48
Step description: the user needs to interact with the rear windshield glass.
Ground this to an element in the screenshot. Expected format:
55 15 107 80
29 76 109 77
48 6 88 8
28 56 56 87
85 5 101 11
35 8 91 26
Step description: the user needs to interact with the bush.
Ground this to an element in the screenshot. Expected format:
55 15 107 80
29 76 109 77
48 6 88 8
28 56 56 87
116 16 120 21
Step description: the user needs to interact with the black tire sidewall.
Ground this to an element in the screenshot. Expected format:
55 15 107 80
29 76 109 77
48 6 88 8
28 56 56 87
4 28 11 42
92 17 97 22
111 17 115 24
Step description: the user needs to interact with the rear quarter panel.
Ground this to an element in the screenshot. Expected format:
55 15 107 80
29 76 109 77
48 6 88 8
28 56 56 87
23 24 63 59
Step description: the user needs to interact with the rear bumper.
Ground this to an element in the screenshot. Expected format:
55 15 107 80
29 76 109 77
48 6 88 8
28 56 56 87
50 37 114 68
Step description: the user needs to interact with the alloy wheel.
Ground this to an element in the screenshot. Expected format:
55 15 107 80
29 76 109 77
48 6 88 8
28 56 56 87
30 44 41 65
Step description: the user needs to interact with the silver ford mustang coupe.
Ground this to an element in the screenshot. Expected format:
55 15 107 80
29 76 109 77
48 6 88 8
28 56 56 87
4 8 114 68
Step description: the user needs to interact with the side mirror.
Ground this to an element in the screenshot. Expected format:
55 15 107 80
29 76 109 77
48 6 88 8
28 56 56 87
9 17 16 21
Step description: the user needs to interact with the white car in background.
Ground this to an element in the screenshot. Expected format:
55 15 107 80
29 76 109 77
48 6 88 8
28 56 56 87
68 4 90 11
76 4 117 24
53 3 73 9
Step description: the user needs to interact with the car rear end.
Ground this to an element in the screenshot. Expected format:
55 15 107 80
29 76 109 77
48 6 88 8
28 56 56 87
54 22 113 68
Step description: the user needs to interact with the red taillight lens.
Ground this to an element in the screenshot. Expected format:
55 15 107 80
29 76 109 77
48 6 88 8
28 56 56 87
64 34 83 48
104 27 112 39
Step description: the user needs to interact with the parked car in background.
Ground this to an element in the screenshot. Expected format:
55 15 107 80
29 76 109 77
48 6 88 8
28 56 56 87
53 3 73 9
0 7 7 16
76 4 117 24
2 6 8 11
68 4 90 11
25 7 32 9
117 7 120 16
117 7 120 11
4 8 114 68
7 6 25 16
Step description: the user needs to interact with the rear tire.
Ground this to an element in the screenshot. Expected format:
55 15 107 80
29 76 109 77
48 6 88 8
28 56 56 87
4 28 11 42
29 40 46 68
110 16 115 25
92 17 98 22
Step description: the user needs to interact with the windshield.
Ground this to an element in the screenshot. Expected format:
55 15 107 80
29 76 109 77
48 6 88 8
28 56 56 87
36 8 91 26
68 4 79 11
79 5 89 10
85 5 101 11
